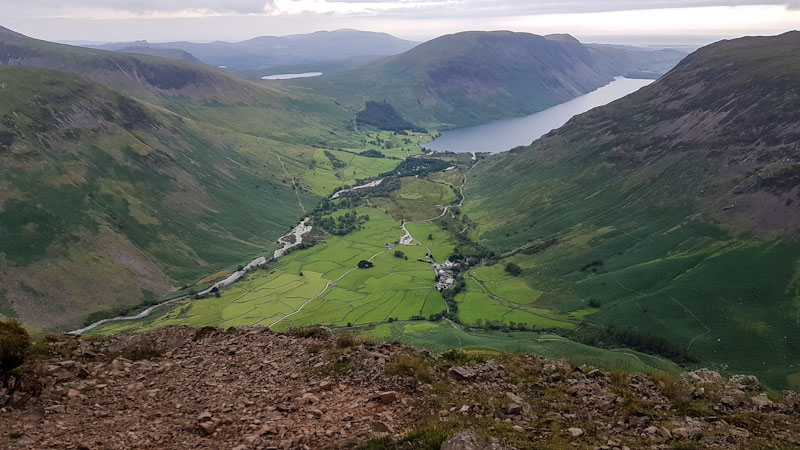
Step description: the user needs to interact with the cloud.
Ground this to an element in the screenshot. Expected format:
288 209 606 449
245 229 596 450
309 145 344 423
311 0 800 17
6 0 276 16
5 0 800 18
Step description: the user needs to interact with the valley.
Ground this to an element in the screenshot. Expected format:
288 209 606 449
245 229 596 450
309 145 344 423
1 22 799 410
73 31 800 392
86 152 682 377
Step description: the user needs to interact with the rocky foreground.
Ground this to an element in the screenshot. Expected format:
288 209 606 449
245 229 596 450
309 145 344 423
1 326 799 449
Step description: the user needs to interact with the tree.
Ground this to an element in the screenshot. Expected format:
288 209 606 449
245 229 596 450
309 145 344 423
237 265 244 272
428 233 433 240
505 262 522 276
357 260 374 269
394 250 405 258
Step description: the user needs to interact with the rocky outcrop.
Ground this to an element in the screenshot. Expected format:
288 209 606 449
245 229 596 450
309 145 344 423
0 327 799 449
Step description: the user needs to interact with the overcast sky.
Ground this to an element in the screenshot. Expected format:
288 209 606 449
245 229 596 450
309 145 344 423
1 0 798 44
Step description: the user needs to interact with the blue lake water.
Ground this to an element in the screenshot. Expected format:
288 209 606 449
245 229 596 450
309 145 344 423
422 77 653 154
261 72 323 80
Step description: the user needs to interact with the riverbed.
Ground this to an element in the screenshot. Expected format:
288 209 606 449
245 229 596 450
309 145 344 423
422 77 653 154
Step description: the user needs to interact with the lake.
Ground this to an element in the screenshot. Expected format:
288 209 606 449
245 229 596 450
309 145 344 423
422 77 653 154
261 72 323 80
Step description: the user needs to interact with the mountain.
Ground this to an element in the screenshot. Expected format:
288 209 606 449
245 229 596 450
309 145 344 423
0 28 400 331
462 31 800 389
86 29 418 73
0 26 269 106
115 46 200 63
2 325 800 448
291 31 686 128
0 25 361 146
0 66 317 331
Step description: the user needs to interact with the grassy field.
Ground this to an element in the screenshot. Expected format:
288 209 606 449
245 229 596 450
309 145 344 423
91 206 446 334
455 278 578 330
357 320 683 376
372 177 457 222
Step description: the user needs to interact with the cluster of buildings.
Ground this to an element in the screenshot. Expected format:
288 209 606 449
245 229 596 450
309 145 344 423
433 260 457 291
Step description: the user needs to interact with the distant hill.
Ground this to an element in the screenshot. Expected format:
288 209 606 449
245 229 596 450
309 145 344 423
86 29 418 73
462 31 800 389
0 25 266 105
115 46 200 63
0 25 359 145
292 31 686 128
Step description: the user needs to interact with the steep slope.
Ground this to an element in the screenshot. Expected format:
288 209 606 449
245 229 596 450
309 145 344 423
292 31 685 128
462 31 800 389
0 66 328 331
87 29 418 73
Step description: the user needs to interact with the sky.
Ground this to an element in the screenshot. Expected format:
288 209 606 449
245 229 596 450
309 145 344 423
1 0 798 45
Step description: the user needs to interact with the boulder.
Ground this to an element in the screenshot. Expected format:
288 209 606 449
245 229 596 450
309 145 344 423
450 366 477 380
726 375 760 392
750 393 773 410
567 427 584 437
680 369 722 386
378 391 399 404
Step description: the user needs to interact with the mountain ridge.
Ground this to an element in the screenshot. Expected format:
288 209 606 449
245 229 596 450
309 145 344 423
292 30 686 128
86 29 418 72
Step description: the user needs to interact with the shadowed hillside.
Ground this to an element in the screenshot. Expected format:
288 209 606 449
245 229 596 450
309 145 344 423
292 31 685 128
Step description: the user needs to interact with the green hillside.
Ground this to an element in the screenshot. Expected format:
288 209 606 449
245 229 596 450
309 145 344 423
461 31 800 389
0 62 427 332
291 31 685 128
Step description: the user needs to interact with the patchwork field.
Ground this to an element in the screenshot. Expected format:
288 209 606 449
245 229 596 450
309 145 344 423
91 206 447 334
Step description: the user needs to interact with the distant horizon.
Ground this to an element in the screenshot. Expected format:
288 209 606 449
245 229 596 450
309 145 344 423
37 28 796 50
3 2 798 47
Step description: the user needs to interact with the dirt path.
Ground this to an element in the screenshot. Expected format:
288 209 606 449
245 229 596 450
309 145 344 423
276 153 306 214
